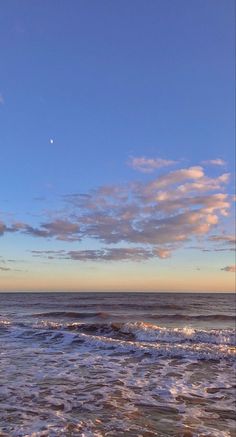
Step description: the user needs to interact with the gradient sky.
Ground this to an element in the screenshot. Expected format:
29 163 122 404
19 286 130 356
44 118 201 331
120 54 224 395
0 0 235 291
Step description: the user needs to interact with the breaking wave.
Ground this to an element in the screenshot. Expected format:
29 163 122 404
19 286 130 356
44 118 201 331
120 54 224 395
2 319 235 361
30 320 236 346
1 292 235 437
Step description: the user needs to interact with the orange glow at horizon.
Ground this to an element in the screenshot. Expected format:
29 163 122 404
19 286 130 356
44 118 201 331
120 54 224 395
0 268 235 292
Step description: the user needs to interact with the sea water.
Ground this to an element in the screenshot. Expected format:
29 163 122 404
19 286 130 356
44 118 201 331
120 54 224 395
0 292 235 436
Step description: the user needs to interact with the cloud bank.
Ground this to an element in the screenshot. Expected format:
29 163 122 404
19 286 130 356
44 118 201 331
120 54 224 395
1 162 234 262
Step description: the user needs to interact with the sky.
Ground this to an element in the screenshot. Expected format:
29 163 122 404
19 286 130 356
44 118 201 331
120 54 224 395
0 0 235 292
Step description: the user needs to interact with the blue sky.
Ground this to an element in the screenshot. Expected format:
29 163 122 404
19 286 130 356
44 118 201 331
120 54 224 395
0 0 235 291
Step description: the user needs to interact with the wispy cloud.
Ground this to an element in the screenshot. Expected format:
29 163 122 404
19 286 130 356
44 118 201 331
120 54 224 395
0 266 11 271
221 265 236 272
0 221 21 236
128 156 177 173
206 234 236 252
209 235 236 245
202 158 226 166
31 250 65 258
22 220 81 241
0 259 25 272
31 247 170 262
136 166 205 193
0 222 7 236
67 248 153 262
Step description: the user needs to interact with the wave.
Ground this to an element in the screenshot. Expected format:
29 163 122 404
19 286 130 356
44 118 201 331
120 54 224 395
149 313 236 321
29 320 236 346
32 311 236 322
119 321 236 346
2 318 235 361
33 311 110 319
51 303 186 310
0 319 11 329
75 331 236 361
2 317 235 347
11 326 236 361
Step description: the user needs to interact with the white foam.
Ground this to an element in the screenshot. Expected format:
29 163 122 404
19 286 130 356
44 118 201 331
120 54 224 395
0 329 235 437
121 321 236 346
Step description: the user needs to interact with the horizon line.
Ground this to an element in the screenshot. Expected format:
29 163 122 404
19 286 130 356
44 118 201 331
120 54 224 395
0 290 235 294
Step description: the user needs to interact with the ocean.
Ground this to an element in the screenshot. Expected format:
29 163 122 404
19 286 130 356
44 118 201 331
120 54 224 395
0 292 235 436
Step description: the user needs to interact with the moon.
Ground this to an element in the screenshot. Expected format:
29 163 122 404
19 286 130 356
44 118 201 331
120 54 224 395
50 138 54 144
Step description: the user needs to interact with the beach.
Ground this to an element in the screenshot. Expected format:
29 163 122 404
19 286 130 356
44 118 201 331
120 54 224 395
0 292 235 436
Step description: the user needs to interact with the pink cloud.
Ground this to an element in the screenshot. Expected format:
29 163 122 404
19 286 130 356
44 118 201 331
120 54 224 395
221 265 236 272
202 158 226 166
1 161 234 262
128 156 176 173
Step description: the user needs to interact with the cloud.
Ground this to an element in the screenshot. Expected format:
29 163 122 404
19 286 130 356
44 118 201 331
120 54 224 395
153 248 171 259
68 248 153 262
209 235 236 245
207 234 236 252
23 219 81 241
0 221 22 236
0 219 81 241
221 265 236 272
2 162 234 261
0 262 24 272
137 167 205 198
128 156 176 173
175 174 230 195
0 222 7 236
31 247 171 262
0 94 4 105
202 159 226 166
31 250 66 260
62 166 232 251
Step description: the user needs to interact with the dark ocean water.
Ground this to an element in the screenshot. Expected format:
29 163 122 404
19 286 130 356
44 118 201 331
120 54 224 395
0 292 235 436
